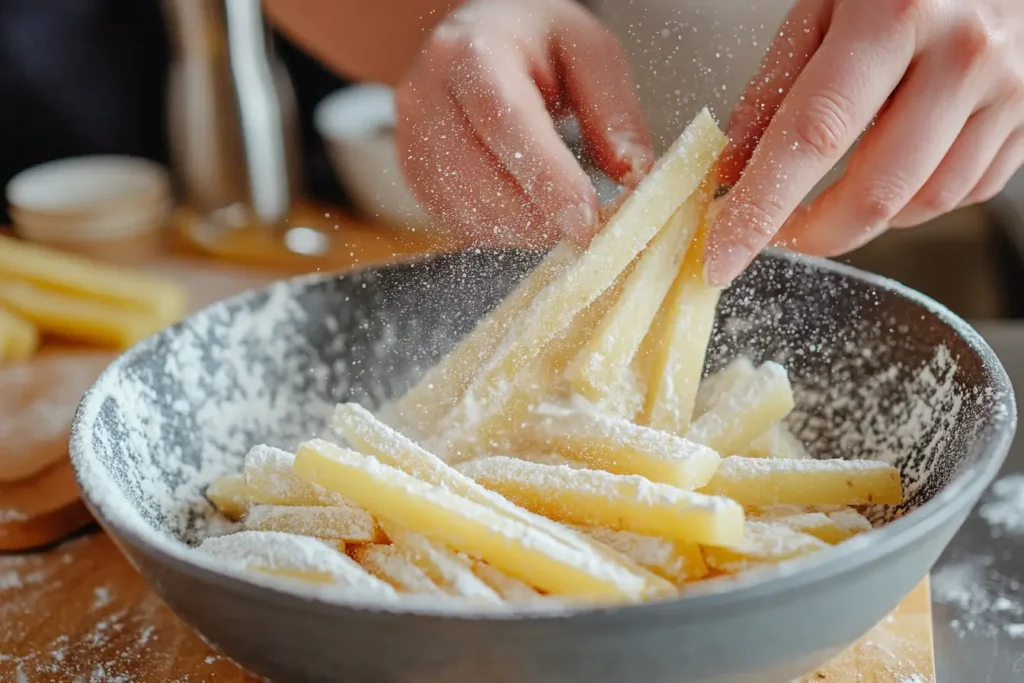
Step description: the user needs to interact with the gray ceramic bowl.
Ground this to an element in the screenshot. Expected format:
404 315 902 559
70 249 1016 683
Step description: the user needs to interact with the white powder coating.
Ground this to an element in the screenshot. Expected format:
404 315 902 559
687 361 790 445
380 529 501 602
579 526 692 578
713 455 896 479
243 503 380 542
468 560 545 602
351 544 446 596
458 455 738 514
726 521 829 560
244 444 351 507
978 474 1024 537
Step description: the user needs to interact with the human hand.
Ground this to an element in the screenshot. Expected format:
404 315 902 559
395 0 652 248
707 0 1024 286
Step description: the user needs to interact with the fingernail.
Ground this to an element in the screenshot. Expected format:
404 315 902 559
704 242 753 287
554 201 597 245
608 130 654 188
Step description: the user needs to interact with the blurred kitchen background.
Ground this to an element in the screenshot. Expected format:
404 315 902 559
1 0 1022 321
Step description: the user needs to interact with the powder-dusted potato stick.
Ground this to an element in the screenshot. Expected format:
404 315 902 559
452 111 726 437
747 510 867 545
243 504 384 543
458 456 744 546
702 521 829 572
565 197 702 406
206 474 251 521
701 456 903 506
0 279 165 349
386 242 577 439
468 560 546 603
294 440 655 600
694 357 758 417
745 425 811 460
0 304 39 361
378 523 502 602
576 526 708 583
0 233 186 323
244 444 351 507
350 544 447 595
639 200 721 434
332 403 676 597
441 283 620 461
529 409 720 489
685 362 795 456
197 530 396 594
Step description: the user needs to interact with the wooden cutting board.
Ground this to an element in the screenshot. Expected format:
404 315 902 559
0 529 934 683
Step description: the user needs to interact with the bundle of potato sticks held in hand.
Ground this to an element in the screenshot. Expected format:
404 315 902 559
201 109 903 605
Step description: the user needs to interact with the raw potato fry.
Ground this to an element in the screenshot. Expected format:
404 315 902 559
197 530 396 595
386 242 577 439
457 456 744 546
702 520 828 572
243 504 384 543
206 474 250 521
0 233 186 322
244 444 351 507
685 362 795 455
350 544 447 595
468 560 546 602
576 526 708 582
639 195 720 433
0 279 164 348
565 198 702 406
528 409 720 489
745 426 810 460
450 111 726 436
0 304 39 361
332 403 676 596
294 439 656 600
694 357 757 417
748 510 868 544
379 524 502 602
701 456 903 506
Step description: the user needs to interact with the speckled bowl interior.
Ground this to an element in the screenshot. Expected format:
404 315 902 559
70 248 1017 683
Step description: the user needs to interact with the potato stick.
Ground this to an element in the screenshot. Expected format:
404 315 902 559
701 456 903 506
685 362 795 455
243 504 384 543
0 233 186 322
565 197 702 406
440 283 620 461
639 198 721 433
378 523 502 602
351 544 448 595
451 111 726 436
468 560 546 603
386 242 577 439
244 444 352 507
575 526 708 582
458 456 744 546
0 304 39 361
332 403 675 596
746 510 866 545
694 357 809 460
0 279 164 349
528 409 720 489
206 474 251 521
694 356 757 417
294 440 653 600
197 530 396 595
702 521 828 572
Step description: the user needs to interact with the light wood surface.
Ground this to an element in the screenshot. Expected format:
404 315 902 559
0 213 935 681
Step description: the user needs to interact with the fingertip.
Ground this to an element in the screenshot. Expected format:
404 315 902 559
552 199 599 247
702 204 754 287
606 130 655 188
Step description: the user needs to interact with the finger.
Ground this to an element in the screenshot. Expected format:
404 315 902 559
776 40 988 256
552 5 655 188
705 2 915 285
890 102 1020 228
396 77 545 248
445 31 599 245
962 127 1024 206
718 0 832 187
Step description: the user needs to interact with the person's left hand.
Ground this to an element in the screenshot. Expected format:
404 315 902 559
706 0 1024 286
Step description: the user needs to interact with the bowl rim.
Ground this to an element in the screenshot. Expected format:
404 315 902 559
69 248 1018 624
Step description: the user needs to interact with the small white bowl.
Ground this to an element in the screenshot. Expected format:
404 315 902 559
314 85 434 232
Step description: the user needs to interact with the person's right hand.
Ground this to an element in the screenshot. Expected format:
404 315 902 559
395 0 653 248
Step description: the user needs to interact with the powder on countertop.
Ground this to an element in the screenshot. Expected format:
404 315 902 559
932 552 1023 640
978 474 1024 538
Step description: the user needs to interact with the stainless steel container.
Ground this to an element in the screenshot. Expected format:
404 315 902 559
164 0 301 228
